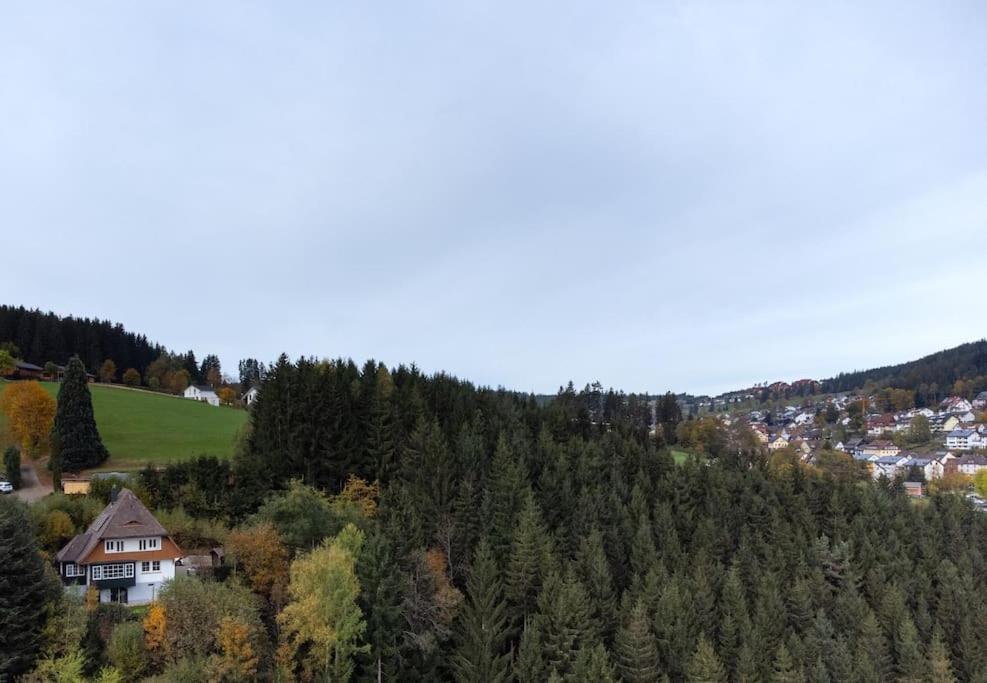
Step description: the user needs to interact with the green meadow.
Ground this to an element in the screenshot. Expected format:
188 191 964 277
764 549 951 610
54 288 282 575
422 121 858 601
0 380 247 470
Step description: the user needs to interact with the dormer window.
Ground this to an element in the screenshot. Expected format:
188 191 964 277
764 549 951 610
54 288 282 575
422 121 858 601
105 540 124 553
138 538 160 551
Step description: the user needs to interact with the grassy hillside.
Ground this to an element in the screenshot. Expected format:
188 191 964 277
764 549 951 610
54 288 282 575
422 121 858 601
0 380 247 469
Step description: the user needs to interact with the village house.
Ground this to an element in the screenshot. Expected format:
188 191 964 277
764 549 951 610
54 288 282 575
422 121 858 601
2 360 44 380
901 456 944 481
55 489 182 605
859 440 901 459
866 414 896 436
949 454 987 477
870 455 910 480
243 386 259 406
974 392 987 410
932 415 961 433
942 397 974 414
183 384 220 406
768 435 789 451
945 429 984 451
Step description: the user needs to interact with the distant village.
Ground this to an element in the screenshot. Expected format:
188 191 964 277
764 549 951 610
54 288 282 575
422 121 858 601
694 380 987 505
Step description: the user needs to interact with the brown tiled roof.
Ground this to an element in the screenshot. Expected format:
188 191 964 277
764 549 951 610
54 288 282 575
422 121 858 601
56 489 172 564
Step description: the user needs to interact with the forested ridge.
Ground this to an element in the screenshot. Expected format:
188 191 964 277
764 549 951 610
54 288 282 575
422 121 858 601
822 339 987 398
0 305 166 375
189 355 987 681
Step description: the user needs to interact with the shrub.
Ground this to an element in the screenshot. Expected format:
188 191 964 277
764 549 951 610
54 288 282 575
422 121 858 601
4 446 21 489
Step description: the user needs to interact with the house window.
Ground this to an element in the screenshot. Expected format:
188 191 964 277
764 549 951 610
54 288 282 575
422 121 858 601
92 563 134 580
139 538 161 551
105 540 124 553
64 563 82 577
141 560 161 573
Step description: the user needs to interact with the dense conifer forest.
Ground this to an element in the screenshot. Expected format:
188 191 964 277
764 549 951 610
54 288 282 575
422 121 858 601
176 355 987 681
0 306 166 375
821 339 987 400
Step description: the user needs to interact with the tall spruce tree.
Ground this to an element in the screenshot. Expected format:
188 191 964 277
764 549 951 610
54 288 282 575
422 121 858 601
451 540 512 683
51 356 108 471
686 637 727 683
615 599 660 683
0 497 57 678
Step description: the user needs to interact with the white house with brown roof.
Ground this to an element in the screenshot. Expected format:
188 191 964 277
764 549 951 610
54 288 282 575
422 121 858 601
55 489 182 605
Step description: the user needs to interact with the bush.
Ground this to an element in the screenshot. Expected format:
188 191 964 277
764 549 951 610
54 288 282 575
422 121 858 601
4 446 21 488
122 368 141 388
106 622 148 682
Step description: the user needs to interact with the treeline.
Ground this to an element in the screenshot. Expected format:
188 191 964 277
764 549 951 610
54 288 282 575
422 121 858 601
0 306 165 376
822 339 987 403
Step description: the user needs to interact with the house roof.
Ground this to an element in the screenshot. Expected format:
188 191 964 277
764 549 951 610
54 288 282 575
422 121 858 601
191 384 217 394
14 360 43 371
948 429 975 438
56 489 170 564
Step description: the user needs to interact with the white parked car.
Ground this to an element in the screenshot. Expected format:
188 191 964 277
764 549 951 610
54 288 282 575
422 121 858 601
0 481 13 494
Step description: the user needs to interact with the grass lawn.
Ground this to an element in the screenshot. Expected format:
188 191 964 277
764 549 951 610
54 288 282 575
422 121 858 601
669 449 692 464
0 380 247 470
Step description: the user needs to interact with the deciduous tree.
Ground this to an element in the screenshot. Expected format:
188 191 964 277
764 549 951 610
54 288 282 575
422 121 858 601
122 368 141 387
0 380 56 457
99 359 117 383
278 524 368 681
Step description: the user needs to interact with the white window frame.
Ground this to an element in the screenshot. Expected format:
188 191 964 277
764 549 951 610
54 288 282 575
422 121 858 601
105 540 124 553
138 537 161 551
141 560 162 573
92 563 134 580
64 562 83 577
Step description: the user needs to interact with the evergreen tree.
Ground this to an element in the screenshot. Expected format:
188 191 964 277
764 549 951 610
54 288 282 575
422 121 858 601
0 497 57 678
571 643 617 683
576 527 617 638
770 643 804 683
506 490 553 625
686 636 727 683
356 531 403 682
51 356 109 471
515 619 545 683
451 540 512 683
927 628 956 683
615 599 660 683
893 616 925 683
718 565 749 676
533 567 599 677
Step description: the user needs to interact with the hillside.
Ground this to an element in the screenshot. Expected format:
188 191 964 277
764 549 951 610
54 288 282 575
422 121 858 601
0 380 247 469
821 339 987 395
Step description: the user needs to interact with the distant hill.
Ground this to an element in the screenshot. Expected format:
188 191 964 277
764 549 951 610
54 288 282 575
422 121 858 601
821 339 987 397
0 305 168 376
0 380 246 469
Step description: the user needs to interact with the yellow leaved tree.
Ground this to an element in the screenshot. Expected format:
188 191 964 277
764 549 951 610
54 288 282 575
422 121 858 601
277 523 368 682
0 380 56 456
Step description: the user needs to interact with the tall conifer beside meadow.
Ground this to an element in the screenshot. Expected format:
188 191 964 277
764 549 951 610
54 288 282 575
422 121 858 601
51 356 109 472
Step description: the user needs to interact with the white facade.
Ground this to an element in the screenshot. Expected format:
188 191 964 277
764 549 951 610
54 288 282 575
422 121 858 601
243 387 259 405
62 535 177 605
184 384 220 406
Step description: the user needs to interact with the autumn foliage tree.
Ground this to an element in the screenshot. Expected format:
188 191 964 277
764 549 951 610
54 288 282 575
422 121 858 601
226 522 290 605
122 368 141 387
0 380 56 456
278 524 368 681
98 359 116 383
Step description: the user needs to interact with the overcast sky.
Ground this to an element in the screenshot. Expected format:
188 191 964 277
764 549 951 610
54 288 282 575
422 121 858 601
2 2 986 396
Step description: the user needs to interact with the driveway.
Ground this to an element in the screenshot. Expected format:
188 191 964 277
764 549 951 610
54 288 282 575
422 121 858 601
12 462 52 503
